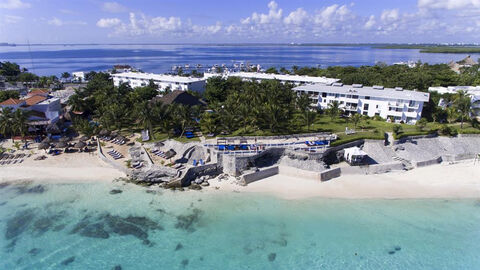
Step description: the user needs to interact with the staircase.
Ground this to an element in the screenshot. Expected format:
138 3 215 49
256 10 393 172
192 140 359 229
392 156 414 170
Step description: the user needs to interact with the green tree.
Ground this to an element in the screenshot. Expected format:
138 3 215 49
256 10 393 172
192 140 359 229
265 67 278 74
351 113 362 129
12 109 30 141
134 100 157 140
0 107 14 141
61 72 71 79
454 90 471 129
326 101 341 121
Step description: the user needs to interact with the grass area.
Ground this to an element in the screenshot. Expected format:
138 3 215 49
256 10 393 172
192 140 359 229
376 44 480 54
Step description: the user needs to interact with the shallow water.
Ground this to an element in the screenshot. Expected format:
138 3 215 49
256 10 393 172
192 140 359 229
0 44 477 76
1 181 479 269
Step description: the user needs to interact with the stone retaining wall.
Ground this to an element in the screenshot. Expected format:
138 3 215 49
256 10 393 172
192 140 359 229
241 166 279 185
180 164 222 186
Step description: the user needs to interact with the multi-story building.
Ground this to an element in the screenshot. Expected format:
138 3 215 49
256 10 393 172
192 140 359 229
429 86 480 118
0 90 61 127
203 72 339 85
111 72 206 93
294 83 430 124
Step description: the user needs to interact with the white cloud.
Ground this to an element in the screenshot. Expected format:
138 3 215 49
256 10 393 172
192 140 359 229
94 1 480 43
102 2 127 13
364 15 375 29
0 0 30 9
418 0 480 10
241 0 282 24
97 18 122 28
48 17 87 27
2 14 22 24
48 17 63 26
380 9 399 21
284 8 308 25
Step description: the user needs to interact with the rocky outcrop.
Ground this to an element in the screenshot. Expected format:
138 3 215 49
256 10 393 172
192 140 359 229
130 165 178 183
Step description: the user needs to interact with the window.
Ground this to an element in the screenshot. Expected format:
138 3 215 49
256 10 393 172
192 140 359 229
322 92 327 97
352 95 359 99
363 112 368 116
376 105 379 109
365 96 370 100
363 104 369 110
335 94 340 98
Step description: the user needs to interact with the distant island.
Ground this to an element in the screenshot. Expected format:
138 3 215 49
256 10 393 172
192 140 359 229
376 44 480 53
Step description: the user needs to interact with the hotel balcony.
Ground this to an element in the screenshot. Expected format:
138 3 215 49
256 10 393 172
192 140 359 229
388 102 406 108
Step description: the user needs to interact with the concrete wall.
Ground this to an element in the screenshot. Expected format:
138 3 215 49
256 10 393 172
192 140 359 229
320 168 341 181
278 165 321 181
180 164 222 186
217 132 333 142
241 166 279 185
97 139 130 175
221 148 285 176
367 162 404 174
442 153 477 162
414 157 442 167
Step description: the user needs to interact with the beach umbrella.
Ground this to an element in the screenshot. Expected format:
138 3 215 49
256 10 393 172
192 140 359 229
38 142 50 150
74 141 87 148
111 131 119 137
41 137 51 143
79 136 89 141
55 141 68 148
116 135 126 141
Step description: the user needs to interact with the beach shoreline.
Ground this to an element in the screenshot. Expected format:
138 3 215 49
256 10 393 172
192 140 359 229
1 152 480 200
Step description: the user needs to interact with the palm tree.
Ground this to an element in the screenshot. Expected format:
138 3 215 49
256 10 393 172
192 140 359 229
351 113 362 129
134 101 156 140
12 109 30 142
238 103 251 133
454 90 471 129
326 101 341 121
300 110 316 132
0 107 14 141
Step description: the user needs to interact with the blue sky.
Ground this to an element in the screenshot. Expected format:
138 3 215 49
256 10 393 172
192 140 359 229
0 0 479 43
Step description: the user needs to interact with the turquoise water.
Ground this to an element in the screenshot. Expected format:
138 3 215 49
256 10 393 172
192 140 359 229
1 181 479 269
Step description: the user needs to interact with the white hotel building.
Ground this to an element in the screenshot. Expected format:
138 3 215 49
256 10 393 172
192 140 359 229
294 83 430 124
203 72 340 85
112 72 206 92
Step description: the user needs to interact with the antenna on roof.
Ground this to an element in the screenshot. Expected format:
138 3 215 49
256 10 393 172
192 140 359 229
26 39 36 75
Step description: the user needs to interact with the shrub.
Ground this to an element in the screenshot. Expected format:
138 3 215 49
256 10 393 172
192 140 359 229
440 125 458 136
392 124 403 135
415 118 428 131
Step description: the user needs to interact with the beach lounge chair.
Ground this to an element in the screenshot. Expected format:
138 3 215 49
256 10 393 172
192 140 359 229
200 159 204 166
193 159 197 166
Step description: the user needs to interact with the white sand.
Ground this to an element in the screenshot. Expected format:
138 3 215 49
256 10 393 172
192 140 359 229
207 161 480 200
0 151 125 183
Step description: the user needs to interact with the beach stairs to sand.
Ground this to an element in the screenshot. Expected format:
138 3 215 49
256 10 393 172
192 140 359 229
392 156 414 170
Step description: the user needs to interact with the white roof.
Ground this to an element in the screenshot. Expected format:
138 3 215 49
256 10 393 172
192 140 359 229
429 86 480 95
295 83 430 102
205 72 339 84
112 72 205 84
344 146 367 156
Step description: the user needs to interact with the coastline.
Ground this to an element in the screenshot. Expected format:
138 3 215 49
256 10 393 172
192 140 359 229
207 161 480 200
1 152 479 200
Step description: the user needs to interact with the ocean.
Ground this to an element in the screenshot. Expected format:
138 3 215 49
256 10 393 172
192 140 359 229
1 181 479 269
0 44 479 77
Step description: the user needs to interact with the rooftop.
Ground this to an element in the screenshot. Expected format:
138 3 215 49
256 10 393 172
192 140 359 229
112 72 205 84
0 98 23 106
153 90 206 107
207 72 340 84
25 95 47 106
294 83 430 102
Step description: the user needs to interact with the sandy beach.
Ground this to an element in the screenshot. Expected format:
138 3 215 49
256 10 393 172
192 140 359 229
0 151 126 183
1 147 480 199
208 161 480 200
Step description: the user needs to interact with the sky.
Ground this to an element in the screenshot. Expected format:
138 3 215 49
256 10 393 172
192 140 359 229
0 0 479 44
